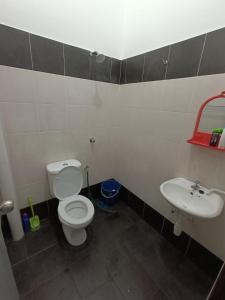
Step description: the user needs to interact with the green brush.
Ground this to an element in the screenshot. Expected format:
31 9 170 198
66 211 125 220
28 196 40 232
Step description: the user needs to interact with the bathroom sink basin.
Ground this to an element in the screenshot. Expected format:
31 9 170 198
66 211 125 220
160 178 224 218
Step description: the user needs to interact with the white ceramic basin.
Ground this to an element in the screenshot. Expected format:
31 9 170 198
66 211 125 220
160 178 224 218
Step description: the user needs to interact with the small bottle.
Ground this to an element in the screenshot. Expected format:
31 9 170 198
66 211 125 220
218 128 225 148
22 213 30 232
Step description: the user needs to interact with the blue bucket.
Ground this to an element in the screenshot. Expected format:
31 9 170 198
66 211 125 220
101 179 121 206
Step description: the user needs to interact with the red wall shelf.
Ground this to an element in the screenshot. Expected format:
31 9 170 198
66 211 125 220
187 92 225 152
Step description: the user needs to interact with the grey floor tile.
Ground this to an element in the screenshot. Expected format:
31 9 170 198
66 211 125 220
34 270 81 300
7 237 27 265
28 244 68 286
69 252 110 298
10 201 213 300
95 238 133 277
85 280 124 300
151 290 170 300
13 260 36 297
25 220 57 256
112 260 159 300
21 291 36 300
171 259 212 299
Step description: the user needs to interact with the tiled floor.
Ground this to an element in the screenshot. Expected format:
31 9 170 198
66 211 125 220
7 201 214 300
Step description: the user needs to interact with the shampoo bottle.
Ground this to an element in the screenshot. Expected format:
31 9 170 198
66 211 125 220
218 128 225 148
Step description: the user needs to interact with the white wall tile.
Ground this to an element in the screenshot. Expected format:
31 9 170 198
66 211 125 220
3 102 38 133
35 72 67 104
38 103 66 131
0 66 37 102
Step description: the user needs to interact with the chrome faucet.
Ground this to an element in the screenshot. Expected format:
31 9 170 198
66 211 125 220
191 180 200 191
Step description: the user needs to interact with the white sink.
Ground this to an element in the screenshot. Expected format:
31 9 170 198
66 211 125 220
160 178 224 218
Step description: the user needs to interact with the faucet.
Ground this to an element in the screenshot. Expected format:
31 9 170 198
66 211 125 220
191 180 200 191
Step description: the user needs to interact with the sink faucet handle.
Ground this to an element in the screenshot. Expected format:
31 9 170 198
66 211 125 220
194 180 200 185
191 180 200 190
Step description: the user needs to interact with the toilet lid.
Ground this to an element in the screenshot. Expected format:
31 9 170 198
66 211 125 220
53 166 83 200
58 195 94 225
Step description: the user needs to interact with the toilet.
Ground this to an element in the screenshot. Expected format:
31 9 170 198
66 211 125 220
46 159 94 246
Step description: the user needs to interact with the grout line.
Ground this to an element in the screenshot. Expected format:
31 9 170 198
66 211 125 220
28 33 34 70
164 45 171 79
197 33 207 76
184 236 192 256
109 57 113 82
124 59 127 83
62 44 66 76
160 217 166 234
89 55 92 80
119 59 122 84
206 262 225 300
141 54 146 82
12 242 57 267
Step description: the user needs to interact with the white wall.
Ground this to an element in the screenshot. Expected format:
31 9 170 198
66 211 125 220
0 65 119 208
122 0 225 58
114 74 225 260
0 0 125 59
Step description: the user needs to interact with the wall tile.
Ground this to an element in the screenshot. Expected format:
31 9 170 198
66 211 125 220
208 264 225 300
166 35 205 79
3 103 38 133
126 54 144 83
66 105 90 130
199 28 225 76
30 34 64 75
143 46 169 81
64 44 90 79
66 76 95 105
143 204 164 232
90 55 111 82
120 60 126 84
7 134 45 188
187 239 223 279
161 219 190 253
35 72 67 104
21 201 48 220
110 58 121 84
0 66 37 102
0 24 32 70
128 192 145 217
38 103 66 131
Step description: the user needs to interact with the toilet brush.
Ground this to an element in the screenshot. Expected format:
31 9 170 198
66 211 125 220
28 196 40 231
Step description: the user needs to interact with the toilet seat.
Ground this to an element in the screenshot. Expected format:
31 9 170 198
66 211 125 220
58 195 94 228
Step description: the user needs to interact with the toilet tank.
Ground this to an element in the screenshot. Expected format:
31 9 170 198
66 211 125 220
46 159 82 198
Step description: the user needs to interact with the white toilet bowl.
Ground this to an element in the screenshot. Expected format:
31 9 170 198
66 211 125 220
46 159 95 246
58 195 94 246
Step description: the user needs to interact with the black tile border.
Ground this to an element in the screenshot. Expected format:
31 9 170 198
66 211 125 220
208 263 225 299
121 27 225 84
0 23 121 84
120 186 223 281
1 23 225 85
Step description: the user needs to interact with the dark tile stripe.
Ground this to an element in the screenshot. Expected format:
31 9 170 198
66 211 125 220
64 44 90 79
166 34 205 79
198 27 225 76
143 46 170 82
0 24 32 70
1 22 225 84
30 34 64 75
207 264 225 299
